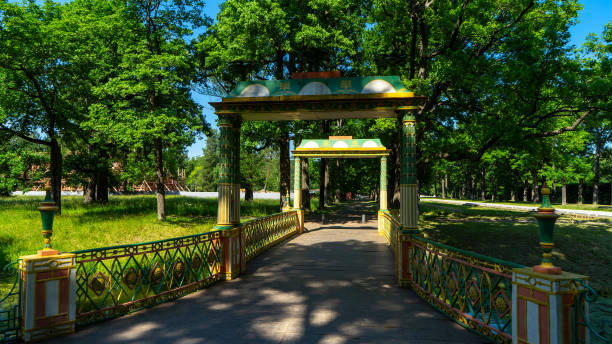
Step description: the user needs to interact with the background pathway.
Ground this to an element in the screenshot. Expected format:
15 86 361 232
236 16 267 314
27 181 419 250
47 202 485 344
424 198 612 219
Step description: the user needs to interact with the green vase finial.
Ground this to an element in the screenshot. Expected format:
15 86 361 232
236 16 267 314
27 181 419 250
533 182 561 275
38 183 59 256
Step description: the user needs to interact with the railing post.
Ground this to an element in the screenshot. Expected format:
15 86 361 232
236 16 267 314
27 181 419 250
20 186 76 342
512 183 589 344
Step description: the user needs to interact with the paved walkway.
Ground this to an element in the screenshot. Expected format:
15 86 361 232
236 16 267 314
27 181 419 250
424 198 612 219
47 204 484 344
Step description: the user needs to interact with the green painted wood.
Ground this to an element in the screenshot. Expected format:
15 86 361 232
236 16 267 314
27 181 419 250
227 76 411 98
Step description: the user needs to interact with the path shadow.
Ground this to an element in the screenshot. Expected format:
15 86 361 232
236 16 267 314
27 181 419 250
48 227 484 344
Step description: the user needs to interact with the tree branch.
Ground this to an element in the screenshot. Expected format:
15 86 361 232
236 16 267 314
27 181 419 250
526 110 592 138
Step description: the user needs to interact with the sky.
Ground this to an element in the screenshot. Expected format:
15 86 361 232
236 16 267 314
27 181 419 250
186 0 612 158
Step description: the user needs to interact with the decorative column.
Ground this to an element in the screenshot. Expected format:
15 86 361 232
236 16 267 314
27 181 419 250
293 156 304 232
378 156 388 236
512 184 589 344
396 109 419 286
380 156 388 211
20 186 76 342
216 114 243 280
216 115 233 230
230 117 242 227
400 111 418 230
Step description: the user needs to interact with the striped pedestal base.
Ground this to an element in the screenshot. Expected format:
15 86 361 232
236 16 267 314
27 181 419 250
20 253 76 343
400 184 418 229
216 183 232 229
512 268 588 344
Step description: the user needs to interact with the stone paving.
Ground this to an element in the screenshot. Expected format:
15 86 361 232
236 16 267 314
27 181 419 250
46 206 485 344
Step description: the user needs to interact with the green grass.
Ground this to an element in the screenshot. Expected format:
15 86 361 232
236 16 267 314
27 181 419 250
419 202 612 293
429 197 612 212
0 195 279 294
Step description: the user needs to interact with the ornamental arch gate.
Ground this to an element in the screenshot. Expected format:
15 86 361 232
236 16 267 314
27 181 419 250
209 74 424 238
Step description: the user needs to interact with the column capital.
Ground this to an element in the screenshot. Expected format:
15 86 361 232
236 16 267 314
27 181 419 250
396 109 417 122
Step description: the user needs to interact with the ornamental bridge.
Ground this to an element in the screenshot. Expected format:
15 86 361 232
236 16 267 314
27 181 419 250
1 73 598 344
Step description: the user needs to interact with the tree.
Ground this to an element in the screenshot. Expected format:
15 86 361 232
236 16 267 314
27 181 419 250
197 0 369 209
0 0 75 212
94 0 210 219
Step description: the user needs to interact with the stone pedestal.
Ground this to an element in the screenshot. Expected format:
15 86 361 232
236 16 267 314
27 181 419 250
20 253 76 343
512 267 589 344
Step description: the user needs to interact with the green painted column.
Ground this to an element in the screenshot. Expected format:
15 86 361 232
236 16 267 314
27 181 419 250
293 156 301 209
230 117 242 226
399 110 418 230
216 115 234 229
380 156 388 211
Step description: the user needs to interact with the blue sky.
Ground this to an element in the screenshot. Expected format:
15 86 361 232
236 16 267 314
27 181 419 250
187 0 612 158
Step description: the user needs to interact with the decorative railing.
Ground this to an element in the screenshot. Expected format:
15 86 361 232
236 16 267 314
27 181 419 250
72 230 223 325
242 211 300 261
379 211 400 255
574 279 611 344
0 261 20 343
408 236 524 344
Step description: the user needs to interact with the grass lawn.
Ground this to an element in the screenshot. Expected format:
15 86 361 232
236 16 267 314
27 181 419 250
419 202 612 293
0 195 280 295
427 197 612 212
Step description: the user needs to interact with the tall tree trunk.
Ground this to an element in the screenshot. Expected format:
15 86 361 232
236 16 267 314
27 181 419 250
434 177 438 197
551 179 556 203
319 120 330 209
523 180 529 202
83 175 96 204
461 174 467 199
95 168 109 203
511 171 519 202
561 177 567 205
531 170 539 203
301 158 310 211
480 167 486 201
245 183 253 201
593 144 601 205
154 137 166 220
440 174 445 198
50 138 62 214
577 178 584 205
334 159 342 202
279 124 290 210
444 173 448 199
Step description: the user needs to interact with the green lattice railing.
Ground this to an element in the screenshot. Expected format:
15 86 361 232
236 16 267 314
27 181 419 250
380 211 400 256
409 236 524 344
0 261 20 343
73 230 224 325
242 211 300 261
379 213 523 344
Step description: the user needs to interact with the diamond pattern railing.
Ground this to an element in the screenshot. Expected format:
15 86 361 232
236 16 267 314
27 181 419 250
380 211 400 256
73 230 223 325
408 236 524 344
0 261 20 343
242 211 299 261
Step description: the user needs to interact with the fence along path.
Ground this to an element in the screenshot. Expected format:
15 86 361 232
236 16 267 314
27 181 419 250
47 203 482 344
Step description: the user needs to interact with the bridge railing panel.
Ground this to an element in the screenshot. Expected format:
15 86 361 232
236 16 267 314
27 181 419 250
408 236 523 344
242 211 300 262
72 230 224 325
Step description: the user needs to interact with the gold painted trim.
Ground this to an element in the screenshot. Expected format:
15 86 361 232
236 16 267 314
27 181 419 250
294 147 389 151
219 93 422 103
